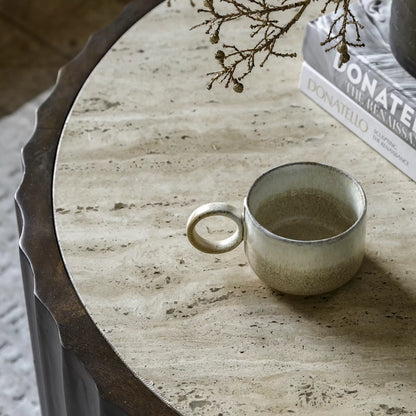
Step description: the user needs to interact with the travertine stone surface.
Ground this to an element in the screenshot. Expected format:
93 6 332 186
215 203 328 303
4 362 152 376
53 2 416 415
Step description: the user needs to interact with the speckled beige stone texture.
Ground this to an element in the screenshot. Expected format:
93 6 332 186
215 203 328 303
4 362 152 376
53 2 416 415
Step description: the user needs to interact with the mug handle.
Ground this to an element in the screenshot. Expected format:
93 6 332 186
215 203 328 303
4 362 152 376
186 202 244 254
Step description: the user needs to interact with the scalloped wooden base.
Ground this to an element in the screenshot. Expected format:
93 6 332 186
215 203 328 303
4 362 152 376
15 1 181 415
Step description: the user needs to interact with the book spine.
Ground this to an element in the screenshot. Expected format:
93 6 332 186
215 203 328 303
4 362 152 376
302 23 416 149
299 62 416 182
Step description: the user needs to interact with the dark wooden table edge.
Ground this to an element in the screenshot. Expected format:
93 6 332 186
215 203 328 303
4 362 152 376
15 1 182 415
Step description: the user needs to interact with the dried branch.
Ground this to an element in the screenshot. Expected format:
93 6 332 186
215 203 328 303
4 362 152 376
192 0 364 92
320 0 364 66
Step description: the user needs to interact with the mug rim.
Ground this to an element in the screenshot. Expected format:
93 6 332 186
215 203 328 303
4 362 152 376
245 161 367 245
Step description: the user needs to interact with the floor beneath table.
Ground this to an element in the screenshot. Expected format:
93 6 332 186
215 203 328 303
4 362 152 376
0 0 130 117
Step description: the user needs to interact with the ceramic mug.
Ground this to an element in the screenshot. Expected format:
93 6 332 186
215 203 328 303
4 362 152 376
186 162 367 296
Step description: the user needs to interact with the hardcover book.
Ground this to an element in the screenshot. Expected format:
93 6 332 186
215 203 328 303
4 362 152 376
302 0 416 148
299 62 416 182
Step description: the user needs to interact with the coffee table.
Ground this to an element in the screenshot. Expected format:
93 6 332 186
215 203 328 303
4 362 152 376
16 1 416 415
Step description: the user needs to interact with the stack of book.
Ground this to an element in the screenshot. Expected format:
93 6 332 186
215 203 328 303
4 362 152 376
299 0 416 181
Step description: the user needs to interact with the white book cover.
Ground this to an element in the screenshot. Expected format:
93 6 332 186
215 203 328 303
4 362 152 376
299 61 416 182
302 0 416 147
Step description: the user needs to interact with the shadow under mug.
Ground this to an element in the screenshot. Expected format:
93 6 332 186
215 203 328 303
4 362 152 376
186 162 367 296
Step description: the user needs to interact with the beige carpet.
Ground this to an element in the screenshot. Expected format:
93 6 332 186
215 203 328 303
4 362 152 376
0 91 50 415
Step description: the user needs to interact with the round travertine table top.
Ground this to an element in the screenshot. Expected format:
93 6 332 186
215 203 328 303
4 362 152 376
53 2 416 415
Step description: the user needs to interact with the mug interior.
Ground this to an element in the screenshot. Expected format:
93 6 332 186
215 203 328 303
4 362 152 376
247 162 366 241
